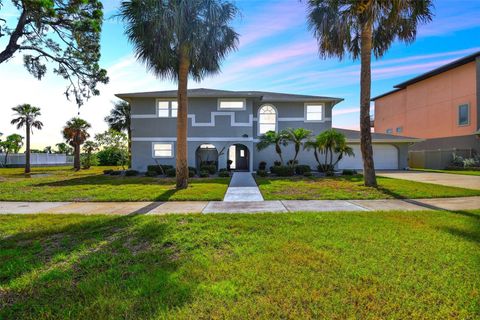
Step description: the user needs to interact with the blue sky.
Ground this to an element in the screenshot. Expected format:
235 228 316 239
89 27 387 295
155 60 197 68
1 0 480 148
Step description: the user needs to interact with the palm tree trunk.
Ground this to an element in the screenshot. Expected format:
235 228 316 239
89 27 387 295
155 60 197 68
127 127 132 167
176 47 190 189
276 144 283 164
360 21 377 187
74 143 80 171
25 123 31 173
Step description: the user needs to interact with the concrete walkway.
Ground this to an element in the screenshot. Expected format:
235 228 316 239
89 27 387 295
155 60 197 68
223 172 264 202
378 171 480 190
0 196 479 215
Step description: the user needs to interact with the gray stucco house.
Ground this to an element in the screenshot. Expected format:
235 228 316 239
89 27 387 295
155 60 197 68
116 88 417 172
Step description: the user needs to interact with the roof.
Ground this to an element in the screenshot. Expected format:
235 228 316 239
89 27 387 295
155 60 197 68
116 88 343 104
334 128 422 143
372 50 480 101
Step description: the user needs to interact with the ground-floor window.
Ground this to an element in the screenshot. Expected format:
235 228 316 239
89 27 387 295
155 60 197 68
152 143 173 158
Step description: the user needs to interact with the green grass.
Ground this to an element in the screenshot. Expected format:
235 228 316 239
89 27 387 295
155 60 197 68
256 175 480 200
0 166 229 201
0 211 479 319
412 168 480 176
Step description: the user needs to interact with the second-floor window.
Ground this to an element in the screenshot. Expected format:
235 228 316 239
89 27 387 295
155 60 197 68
305 104 324 121
458 104 469 126
258 105 277 134
157 100 177 118
218 99 246 110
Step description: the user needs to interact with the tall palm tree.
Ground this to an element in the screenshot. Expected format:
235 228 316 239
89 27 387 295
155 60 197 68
63 118 91 171
11 104 43 173
105 101 131 164
120 0 239 189
256 131 289 165
306 0 433 186
282 128 312 166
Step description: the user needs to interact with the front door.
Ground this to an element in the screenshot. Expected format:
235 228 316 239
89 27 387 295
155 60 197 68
235 144 250 171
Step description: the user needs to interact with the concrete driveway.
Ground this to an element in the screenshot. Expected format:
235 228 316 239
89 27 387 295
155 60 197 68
378 171 480 190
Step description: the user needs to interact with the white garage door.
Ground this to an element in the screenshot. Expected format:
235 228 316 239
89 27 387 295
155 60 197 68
338 144 398 170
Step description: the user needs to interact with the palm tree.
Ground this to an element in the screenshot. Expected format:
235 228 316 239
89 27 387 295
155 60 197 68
120 0 239 189
55 142 73 155
11 104 43 173
305 129 354 175
256 131 289 165
306 0 433 186
63 118 91 171
82 140 98 169
43 146 52 154
105 101 131 164
0 134 24 167
283 128 312 166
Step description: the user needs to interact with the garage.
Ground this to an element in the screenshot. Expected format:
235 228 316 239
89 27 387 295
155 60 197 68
338 144 399 170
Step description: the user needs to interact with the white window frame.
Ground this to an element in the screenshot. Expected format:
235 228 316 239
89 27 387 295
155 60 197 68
458 103 470 126
152 142 174 158
217 98 246 111
386 128 393 134
304 103 325 122
156 99 178 118
257 104 278 135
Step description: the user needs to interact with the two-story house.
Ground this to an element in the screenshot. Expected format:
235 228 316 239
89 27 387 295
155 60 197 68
116 88 415 172
372 51 480 154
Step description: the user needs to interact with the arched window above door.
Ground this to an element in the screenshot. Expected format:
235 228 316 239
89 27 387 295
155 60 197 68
258 105 277 134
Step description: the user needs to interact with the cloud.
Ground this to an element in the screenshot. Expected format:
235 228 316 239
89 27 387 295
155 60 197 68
333 108 359 116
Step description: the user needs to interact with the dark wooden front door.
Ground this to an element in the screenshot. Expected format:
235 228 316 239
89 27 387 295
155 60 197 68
235 145 249 171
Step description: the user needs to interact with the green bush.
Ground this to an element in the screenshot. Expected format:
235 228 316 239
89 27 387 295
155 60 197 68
125 170 138 176
218 168 228 173
272 165 294 177
200 164 216 174
165 168 176 177
218 171 230 177
258 161 267 171
189 170 196 178
96 147 128 166
188 166 197 174
295 165 311 175
145 170 157 177
256 170 268 177
147 164 173 175
342 169 357 176
110 170 122 176
199 170 209 178
81 153 98 169
103 169 114 175
303 171 313 177
273 160 281 166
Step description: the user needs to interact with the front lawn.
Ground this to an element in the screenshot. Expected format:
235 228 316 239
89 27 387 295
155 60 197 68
0 166 229 201
256 175 480 200
412 168 480 176
0 211 478 319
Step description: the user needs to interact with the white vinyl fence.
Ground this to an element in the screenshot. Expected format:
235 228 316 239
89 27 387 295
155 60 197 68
0 153 74 167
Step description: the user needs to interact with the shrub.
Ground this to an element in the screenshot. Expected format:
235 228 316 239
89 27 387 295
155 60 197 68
125 169 138 176
295 165 311 175
287 159 298 166
81 153 98 169
165 168 176 177
188 166 197 174
318 164 334 173
256 170 268 177
273 165 295 177
218 171 230 177
147 164 174 175
189 170 196 178
199 170 209 178
303 171 313 177
451 153 464 167
463 158 478 168
342 169 357 176
258 161 267 171
103 169 114 175
96 147 128 166
145 170 157 177
200 164 216 174
218 168 228 173
273 160 281 166
110 170 122 176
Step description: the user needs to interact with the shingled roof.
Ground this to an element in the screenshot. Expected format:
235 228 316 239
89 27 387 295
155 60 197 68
116 88 343 104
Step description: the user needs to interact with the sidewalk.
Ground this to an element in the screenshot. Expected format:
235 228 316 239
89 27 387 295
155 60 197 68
1 196 479 215
223 172 264 202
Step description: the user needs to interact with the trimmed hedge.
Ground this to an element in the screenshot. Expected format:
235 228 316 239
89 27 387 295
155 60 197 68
256 170 268 177
271 165 295 177
145 170 157 177
110 170 122 176
165 168 176 177
200 164 216 174
103 169 114 175
147 165 174 175
125 170 139 176
199 170 209 178
303 171 313 177
189 170 196 178
218 171 230 177
342 169 357 176
295 165 311 175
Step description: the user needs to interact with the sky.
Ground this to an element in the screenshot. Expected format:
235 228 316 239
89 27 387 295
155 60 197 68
1 0 480 150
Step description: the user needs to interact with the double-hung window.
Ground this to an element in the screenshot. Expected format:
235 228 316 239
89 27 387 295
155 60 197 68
305 104 324 121
458 104 470 126
153 143 173 158
157 100 177 118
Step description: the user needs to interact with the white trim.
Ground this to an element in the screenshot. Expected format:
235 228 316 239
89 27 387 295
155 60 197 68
151 142 174 158
257 104 278 135
304 103 326 122
217 98 247 111
188 112 253 127
131 114 156 118
134 137 256 142
253 117 331 122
